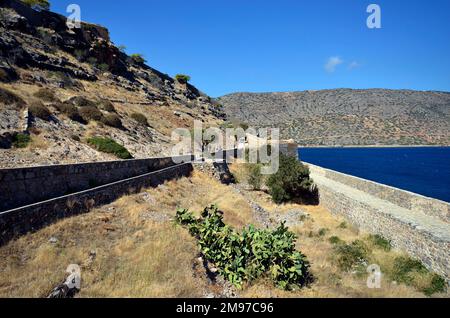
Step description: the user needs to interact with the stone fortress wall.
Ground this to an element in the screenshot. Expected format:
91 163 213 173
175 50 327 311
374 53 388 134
306 162 450 281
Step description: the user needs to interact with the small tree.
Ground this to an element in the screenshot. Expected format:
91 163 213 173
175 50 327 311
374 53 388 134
175 74 191 84
21 0 50 10
130 54 146 64
266 154 318 204
248 164 263 191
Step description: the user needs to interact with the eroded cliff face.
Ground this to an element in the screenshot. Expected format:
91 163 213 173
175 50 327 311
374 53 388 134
0 0 225 168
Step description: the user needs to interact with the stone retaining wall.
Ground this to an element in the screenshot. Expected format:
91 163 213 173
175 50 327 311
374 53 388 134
307 163 450 280
0 163 193 246
0 155 193 212
310 164 449 222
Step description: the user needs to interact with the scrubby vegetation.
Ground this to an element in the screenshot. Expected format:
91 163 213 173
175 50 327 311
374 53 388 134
333 240 369 272
12 133 31 148
79 106 104 122
0 87 26 109
130 54 146 64
29 101 52 120
247 164 263 190
69 96 97 108
21 0 50 10
175 74 191 84
368 234 392 252
33 89 57 102
87 137 132 159
97 99 116 113
130 112 149 127
101 113 123 129
266 154 318 204
53 102 84 123
176 205 312 290
390 256 447 296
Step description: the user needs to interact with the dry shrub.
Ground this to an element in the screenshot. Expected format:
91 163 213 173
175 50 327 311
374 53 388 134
79 106 104 122
29 101 52 121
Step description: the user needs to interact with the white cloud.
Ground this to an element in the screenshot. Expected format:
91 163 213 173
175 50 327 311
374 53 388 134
324 56 343 73
348 61 361 70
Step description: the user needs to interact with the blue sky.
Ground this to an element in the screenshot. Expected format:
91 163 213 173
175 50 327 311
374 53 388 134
52 0 450 97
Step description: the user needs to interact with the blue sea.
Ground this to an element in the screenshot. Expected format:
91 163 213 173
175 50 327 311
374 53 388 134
298 147 450 203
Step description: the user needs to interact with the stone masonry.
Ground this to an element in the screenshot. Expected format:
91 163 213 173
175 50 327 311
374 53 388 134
306 163 450 281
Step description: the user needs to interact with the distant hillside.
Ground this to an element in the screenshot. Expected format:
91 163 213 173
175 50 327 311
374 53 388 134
218 89 450 146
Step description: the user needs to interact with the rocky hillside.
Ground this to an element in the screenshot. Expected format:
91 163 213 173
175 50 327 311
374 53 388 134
0 0 225 168
219 89 450 146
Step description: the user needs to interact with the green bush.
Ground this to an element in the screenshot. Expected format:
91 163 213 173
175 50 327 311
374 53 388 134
12 133 31 148
390 256 447 295
334 240 370 272
29 101 52 120
21 0 50 10
79 106 104 122
248 164 263 190
176 205 312 291
101 113 123 129
266 154 318 204
130 112 149 126
97 99 116 113
97 63 110 72
338 222 347 229
87 137 132 159
368 234 392 251
318 228 329 237
53 102 84 123
422 274 447 296
175 74 191 84
0 87 26 109
328 236 344 245
33 88 58 102
130 54 146 64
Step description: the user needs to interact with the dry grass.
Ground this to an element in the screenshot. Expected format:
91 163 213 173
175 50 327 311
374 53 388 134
0 171 254 298
0 169 446 298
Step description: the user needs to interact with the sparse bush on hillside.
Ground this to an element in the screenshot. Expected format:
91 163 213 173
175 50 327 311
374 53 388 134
97 99 116 112
175 74 191 84
247 164 263 190
79 106 104 122
130 54 146 64
390 256 447 296
334 240 370 272
12 133 31 148
101 113 123 129
176 205 312 290
266 154 319 204
0 69 9 82
69 96 97 108
87 137 132 159
53 102 84 123
368 234 392 251
29 101 52 121
0 87 26 109
21 0 50 10
130 112 149 127
97 63 110 72
33 88 58 102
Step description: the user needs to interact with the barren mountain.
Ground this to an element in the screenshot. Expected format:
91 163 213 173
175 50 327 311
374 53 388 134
219 89 450 146
0 0 225 168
